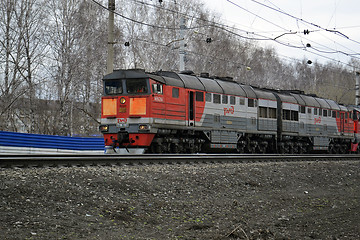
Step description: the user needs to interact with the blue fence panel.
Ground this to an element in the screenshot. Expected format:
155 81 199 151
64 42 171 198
0 131 104 151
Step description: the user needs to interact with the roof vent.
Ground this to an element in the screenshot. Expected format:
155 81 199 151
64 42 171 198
200 72 210 78
217 76 234 82
179 70 195 75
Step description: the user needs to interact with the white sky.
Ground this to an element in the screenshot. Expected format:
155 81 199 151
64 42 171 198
203 0 360 69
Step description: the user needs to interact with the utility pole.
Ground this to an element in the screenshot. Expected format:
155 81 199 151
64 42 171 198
179 17 186 72
106 0 115 74
356 71 360 105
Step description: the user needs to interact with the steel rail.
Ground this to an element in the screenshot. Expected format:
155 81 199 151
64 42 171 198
1 154 360 168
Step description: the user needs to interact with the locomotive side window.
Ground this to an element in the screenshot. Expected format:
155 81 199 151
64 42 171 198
152 83 163 94
222 95 228 104
259 107 276 119
104 80 123 95
248 98 256 107
259 107 267 118
283 109 291 120
205 93 212 102
307 108 312 114
239 97 245 105
332 111 336 118
230 96 235 105
269 108 277 118
126 78 148 93
213 94 221 104
300 106 305 114
345 112 349 123
291 111 299 121
353 111 359 120
314 108 318 115
196 91 204 102
323 110 327 117
172 88 179 98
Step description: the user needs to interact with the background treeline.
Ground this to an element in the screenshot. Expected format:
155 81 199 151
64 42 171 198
0 0 358 136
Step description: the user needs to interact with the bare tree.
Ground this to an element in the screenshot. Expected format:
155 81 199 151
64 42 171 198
45 0 107 135
0 0 46 132
15 0 48 132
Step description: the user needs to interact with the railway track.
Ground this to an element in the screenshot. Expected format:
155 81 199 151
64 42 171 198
1 154 360 168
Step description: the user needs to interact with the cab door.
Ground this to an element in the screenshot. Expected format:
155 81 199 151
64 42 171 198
340 112 345 134
188 91 195 127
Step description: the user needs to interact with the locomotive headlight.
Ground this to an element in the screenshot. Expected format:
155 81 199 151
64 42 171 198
99 125 109 132
139 124 150 131
120 97 126 104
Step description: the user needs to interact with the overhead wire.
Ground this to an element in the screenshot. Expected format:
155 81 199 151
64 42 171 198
90 0 212 30
91 0 307 49
225 0 360 68
91 0 360 70
89 0 360 94
248 0 360 46
262 0 358 56
267 0 359 56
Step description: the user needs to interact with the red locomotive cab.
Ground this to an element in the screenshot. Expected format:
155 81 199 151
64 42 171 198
99 70 156 153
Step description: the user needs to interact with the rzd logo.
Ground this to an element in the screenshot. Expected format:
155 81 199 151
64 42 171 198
224 106 234 116
118 118 127 123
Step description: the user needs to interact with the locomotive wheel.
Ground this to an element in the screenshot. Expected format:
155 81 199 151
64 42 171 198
278 142 285 154
237 147 245 153
257 142 268 154
287 142 294 154
247 141 257 153
328 143 335 154
298 143 305 154
237 141 246 153
339 144 347 154
171 143 181 153
293 143 300 154
150 142 163 153
283 143 290 154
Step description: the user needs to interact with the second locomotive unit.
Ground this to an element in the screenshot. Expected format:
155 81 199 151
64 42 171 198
99 69 360 154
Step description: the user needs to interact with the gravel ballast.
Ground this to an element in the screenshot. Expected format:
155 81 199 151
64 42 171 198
1 160 359 239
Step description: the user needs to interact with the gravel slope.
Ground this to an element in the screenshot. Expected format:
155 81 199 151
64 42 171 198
1 160 359 239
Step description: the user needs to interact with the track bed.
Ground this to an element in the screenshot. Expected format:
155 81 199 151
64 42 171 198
1 158 359 239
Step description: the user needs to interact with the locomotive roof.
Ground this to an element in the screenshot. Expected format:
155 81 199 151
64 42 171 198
275 92 298 104
315 97 332 109
253 89 276 101
103 69 148 80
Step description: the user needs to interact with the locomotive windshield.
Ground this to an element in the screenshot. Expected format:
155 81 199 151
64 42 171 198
126 78 148 94
104 80 123 95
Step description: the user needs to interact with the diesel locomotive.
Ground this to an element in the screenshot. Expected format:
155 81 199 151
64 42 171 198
99 69 360 154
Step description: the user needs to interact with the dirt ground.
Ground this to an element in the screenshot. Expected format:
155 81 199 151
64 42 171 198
0 160 359 240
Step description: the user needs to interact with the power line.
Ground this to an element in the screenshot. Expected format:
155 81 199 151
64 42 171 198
122 0 307 43
248 0 360 46
226 0 290 32
225 0 360 68
92 0 360 70
90 0 211 30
